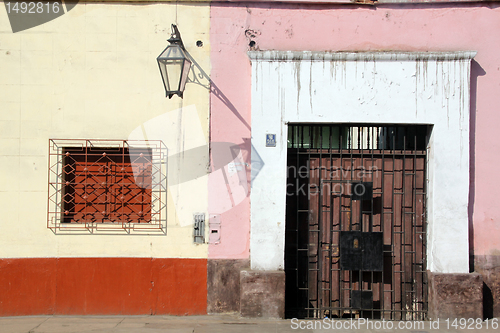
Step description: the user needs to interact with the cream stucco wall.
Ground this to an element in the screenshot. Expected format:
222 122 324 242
0 2 211 258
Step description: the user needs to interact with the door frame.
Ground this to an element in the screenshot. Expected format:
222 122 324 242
284 124 429 319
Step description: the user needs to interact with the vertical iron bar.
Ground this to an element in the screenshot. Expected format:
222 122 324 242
311 125 318 318
339 125 344 316
392 131 397 320
381 127 386 319
328 125 333 317
318 126 324 318
301 125 309 317
412 131 417 320
370 127 374 318
423 126 429 319
349 126 353 317
401 128 407 319
291 125 297 316
359 126 363 318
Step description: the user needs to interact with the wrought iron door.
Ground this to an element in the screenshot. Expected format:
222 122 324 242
285 124 428 320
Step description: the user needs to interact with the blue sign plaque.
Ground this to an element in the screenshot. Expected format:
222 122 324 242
266 134 276 147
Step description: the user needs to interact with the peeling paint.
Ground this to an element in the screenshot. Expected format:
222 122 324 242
294 61 301 115
309 60 313 112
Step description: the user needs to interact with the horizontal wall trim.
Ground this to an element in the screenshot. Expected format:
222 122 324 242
0 258 207 316
248 50 477 62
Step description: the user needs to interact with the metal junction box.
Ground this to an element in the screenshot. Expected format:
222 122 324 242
193 213 205 243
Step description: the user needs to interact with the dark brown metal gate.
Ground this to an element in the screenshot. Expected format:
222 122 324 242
285 124 428 320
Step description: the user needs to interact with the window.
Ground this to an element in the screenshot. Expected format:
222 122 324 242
48 140 167 233
287 124 428 151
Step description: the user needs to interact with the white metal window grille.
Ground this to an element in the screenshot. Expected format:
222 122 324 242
48 139 167 234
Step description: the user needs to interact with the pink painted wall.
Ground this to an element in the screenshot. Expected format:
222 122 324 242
208 14 252 258
209 3 500 258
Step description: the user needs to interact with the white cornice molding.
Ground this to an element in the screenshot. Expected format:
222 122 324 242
248 50 477 62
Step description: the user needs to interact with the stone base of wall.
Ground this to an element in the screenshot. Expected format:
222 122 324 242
240 270 285 318
428 272 483 319
207 259 250 313
475 255 500 318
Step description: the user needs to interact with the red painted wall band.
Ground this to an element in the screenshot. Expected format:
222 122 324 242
0 258 207 316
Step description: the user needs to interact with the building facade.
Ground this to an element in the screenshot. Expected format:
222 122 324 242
0 0 499 319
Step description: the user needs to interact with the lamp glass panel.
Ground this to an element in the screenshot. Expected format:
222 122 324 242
165 45 183 59
179 58 192 92
165 60 183 91
158 61 170 91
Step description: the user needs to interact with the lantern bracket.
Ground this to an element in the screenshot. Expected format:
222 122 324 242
168 24 185 50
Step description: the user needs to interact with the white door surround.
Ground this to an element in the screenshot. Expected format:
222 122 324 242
249 51 475 273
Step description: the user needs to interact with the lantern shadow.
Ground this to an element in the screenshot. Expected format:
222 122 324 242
184 52 250 132
183 51 264 184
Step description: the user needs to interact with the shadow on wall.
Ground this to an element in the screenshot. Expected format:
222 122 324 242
129 44 264 225
184 45 264 189
484 282 494 319
468 59 486 273
469 60 496 320
186 47 250 132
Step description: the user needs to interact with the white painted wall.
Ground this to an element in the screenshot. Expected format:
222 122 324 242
249 51 474 273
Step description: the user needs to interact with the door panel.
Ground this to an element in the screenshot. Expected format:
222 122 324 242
285 125 428 320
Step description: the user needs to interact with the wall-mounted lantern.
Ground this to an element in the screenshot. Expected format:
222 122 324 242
157 24 192 99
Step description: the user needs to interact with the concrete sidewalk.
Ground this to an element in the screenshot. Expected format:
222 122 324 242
1 314 499 333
